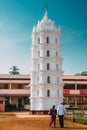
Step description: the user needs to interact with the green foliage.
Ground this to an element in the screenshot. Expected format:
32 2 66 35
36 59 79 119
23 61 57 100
65 110 87 125
9 66 20 75
75 73 81 76
75 71 87 76
81 71 87 76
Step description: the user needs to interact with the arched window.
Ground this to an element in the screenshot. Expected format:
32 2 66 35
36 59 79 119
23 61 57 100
38 51 40 57
38 37 40 44
47 76 50 83
47 90 50 97
37 77 39 83
56 64 58 70
56 51 58 56
38 64 40 70
57 90 59 97
57 77 59 83
46 37 49 43
37 90 39 97
47 63 50 70
47 50 50 57
55 38 57 44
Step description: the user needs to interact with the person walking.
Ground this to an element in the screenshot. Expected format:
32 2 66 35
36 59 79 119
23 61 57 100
57 103 66 128
49 105 57 128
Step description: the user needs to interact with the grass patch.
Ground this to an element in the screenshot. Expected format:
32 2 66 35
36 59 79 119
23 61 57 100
0 114 5 118
65 110 87 125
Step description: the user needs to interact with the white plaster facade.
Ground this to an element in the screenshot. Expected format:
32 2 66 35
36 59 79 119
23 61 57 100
30 10 63 112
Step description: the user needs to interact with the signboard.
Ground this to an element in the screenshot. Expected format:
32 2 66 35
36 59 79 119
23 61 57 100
63 89 70 94
80 90 87 95
70 90 80 94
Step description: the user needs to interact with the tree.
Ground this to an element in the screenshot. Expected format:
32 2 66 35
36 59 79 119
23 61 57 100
9 66 20 75
75 73 81 76
81 71 87 76
75 71 87 76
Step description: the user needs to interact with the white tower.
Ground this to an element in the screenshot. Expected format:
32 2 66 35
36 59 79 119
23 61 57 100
30 9 63 114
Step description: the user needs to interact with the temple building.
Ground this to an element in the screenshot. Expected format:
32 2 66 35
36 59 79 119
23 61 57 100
30 9 63 114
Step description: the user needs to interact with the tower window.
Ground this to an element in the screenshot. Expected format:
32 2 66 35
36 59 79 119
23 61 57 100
47 50 50 57
56 51 58 56
38 64 40 70
47 76 50 83
38 51 40 57
37 77 39 83
38 37 40 44
57 77 59 83
55 38 57 44
47 63 50 70
47 90 50 97
46 37 49 43
37 90 39 97
57 90 59 97
56 64 58 70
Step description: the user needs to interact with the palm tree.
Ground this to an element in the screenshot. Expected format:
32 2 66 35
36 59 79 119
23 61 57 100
9 66 20 75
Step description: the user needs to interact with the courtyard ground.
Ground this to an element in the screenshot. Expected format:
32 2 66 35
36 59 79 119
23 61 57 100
0 112 87 130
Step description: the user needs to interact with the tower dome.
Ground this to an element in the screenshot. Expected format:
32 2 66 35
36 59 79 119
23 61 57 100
32 10 61 33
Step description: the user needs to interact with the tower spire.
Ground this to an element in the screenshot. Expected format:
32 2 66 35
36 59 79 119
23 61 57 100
43 5 48 20
45 5 48 12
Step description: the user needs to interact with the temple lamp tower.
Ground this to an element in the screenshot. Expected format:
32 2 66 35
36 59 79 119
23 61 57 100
30 9 63 114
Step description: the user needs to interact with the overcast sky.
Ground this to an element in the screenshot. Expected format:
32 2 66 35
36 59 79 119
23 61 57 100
0 0 87 75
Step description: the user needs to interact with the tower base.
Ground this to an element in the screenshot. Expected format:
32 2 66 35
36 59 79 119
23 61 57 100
29 110 49 115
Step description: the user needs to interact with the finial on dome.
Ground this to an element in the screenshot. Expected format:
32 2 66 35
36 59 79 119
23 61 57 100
43 5 48 20
45 5 48 12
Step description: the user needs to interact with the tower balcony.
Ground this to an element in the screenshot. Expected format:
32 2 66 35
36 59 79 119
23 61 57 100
32 43 62 48
31 69 63 73
32 56 63 61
